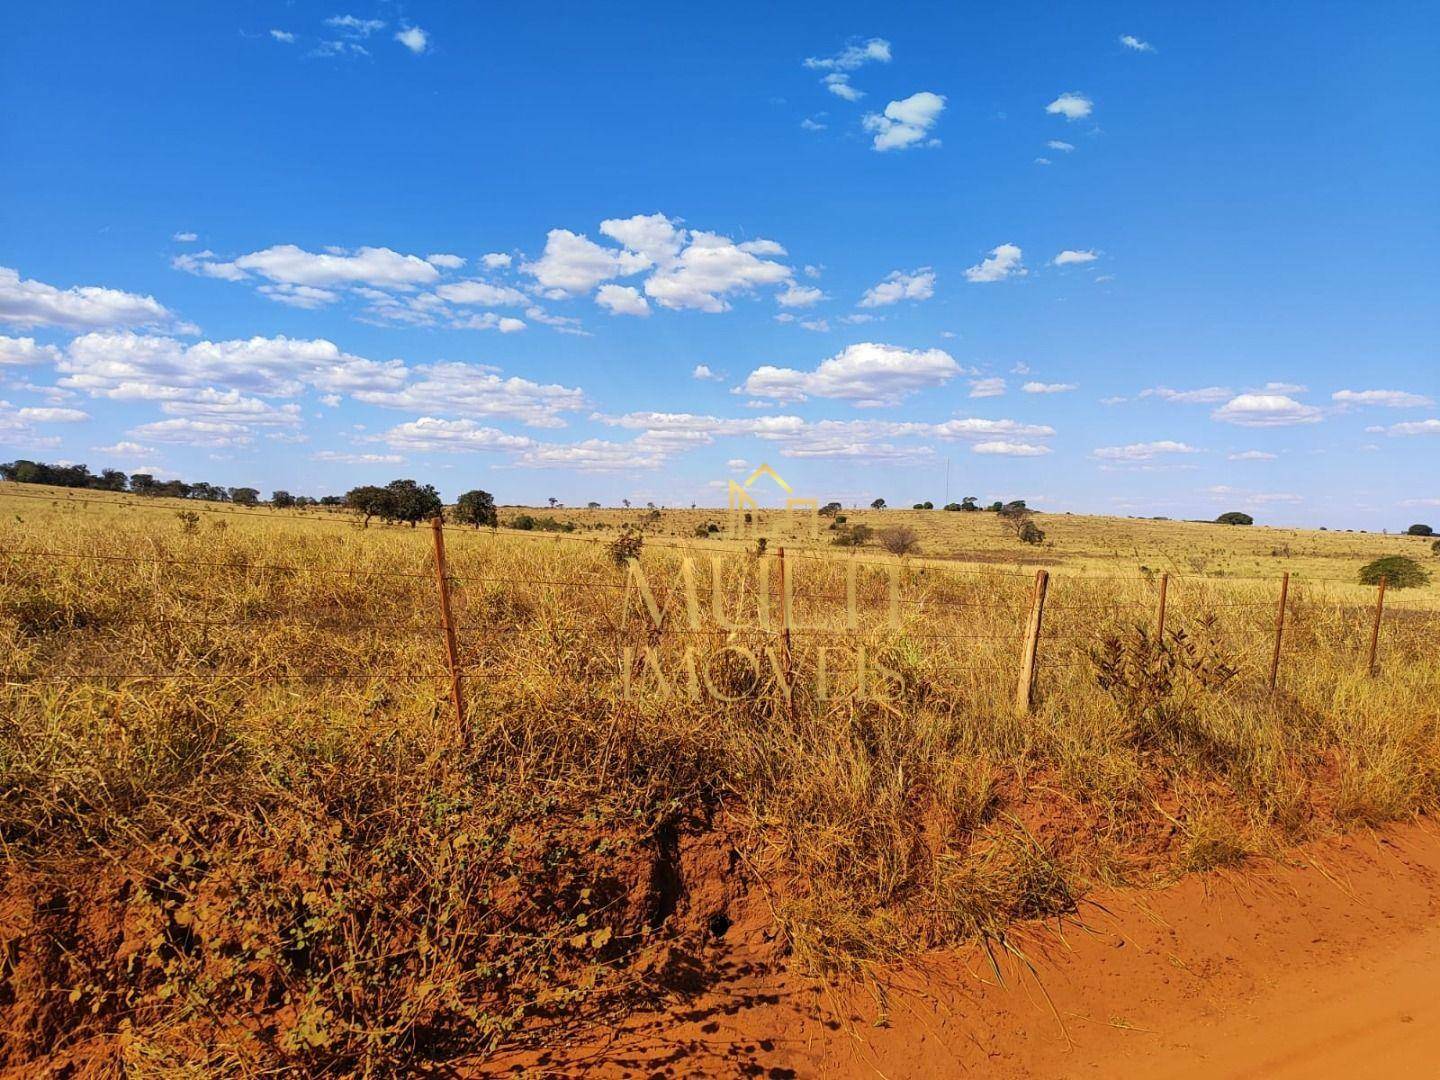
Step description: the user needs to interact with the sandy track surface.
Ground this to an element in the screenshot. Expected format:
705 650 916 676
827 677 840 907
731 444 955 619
481 820 1440 1077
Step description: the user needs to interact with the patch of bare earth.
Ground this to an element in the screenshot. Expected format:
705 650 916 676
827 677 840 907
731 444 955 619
476 818 1440 1078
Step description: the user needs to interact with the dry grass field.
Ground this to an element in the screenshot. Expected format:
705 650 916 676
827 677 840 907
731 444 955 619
2 481 1439 1074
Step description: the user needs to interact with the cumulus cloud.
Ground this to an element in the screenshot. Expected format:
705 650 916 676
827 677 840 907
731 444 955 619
692 364 724 381
858 268 935 307
972 441 1051 456
426 253 465 269
482 253 512 269
18 406 89 423
964 244 1025 283
433 280 527 306
803 38 892 71
129 418 253 448
269 30 296 44
863 92 946 151
523 228 649 295
1374 419 1440 436
1120 34 1155 52
1141 386 1234 404
312 450 404 464
325 15 385 36
1046 140 1075 152
737 342 961 406
350 361 585 428
1023 381 1077 393
1332 389 1433 408
200 244 439 290
1212 393 1323 427
1229 450 1277 460
395 26 428 53
595 284 650 316
824 74 864 101
969 377 1006 398
1092 440 1200 462
1 266 182 332
1046 92 1093 120
1051 249 1098 266
0 336 63 366
776 283 826 308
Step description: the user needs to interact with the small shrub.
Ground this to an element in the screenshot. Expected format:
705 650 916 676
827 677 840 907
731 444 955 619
877 525 920 556
1358 555 1430 589
1018 520 1045 545
831 524 871 548
175 510 200 533
608 527 644 566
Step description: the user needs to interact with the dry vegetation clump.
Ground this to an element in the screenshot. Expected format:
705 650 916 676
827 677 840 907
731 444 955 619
2 485 1439 1073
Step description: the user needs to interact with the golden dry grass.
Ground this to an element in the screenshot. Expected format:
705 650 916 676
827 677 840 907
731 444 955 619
1 481 1438 1074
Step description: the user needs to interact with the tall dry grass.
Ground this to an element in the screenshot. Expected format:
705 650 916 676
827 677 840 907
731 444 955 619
2 486 1438 1073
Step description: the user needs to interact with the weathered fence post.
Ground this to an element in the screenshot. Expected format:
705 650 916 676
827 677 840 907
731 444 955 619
1015 569 1049 717
1366 575 1387 677
430 516 467 745
1156 572 1169 640
1268 571 1290 691
778 545 794 714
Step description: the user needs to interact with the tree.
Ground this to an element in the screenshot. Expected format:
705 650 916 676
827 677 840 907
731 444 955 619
548 496 558 508
987 501 1003 512
229 487 259 507
1359 555 1430 589
960 496 979 511
384 479 443 526
271 490 295 509
345 484 394 527
820 501 843 517
587 501 601 509
1216 511 1254 526
999 500 1028 516
129 474 157 495
622 498 630 509
1018 520 1046 545
878 525 921 556
1406 524 1434 536
455 489 498 528
871 498 886 510
96 468 128 491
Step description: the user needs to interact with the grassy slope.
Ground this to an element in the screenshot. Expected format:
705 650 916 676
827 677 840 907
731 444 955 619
1 482 1438 1073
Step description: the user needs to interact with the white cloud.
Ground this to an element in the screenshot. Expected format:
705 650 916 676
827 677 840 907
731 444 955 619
1333 389 1433 408
1120 35 1155 52
378 417 534 453
859 268 935 307
58 331 406 401
595 284 650 316
395 26 429 53
257 283 342 309
1046 140 1075 152
325 15 385 36
641 230 792 313
523 228 648 295
481 252 512 269
692 364 724 381
801 116 828 131
129 418 252 448
351 361 584 428
425 253 465 269
972 441 1051 457
433 280 528 306
863 92 946 151
269 30 296 44
0 336 63 366
737 342 961 406
1023 381 1077 394
1034 157 1052 166
1141 386 1234 404
237 244 439 288
1377 419 1440 436
803 38 892 71
1229 450 1277 460
964 244 1025 283
969 377 1006 398
776 283 826 308
312 450 404 464
172 231 199 242
93 441 154 455
1212 393 1323 427
800 318 830 333
1046 92 1093 121
0 266 181 332
451 312 526 333
932 418 1055 441
1051 249 1098 266
824 74 864 101
1093 440 1201 462
18 406 89 423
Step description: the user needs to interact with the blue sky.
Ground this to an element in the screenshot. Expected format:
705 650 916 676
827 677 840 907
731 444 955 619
2 2 1437 526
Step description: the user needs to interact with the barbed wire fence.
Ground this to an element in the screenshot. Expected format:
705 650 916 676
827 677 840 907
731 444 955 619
4 503 1435 753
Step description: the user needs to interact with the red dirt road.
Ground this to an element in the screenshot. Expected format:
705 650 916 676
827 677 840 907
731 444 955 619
482 820 1440 1077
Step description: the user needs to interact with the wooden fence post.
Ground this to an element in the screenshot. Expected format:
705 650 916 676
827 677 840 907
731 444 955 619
1156 572 1169 640
430 516 467 745
1268 571 1290 691
1366 576 1387 677
1015 569 1049 718
778 545 793 713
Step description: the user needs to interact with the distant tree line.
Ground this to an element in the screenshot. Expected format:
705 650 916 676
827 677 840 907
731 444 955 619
0 458 344 508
